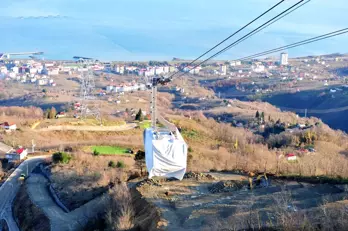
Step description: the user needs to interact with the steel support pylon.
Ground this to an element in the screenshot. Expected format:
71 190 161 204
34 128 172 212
79 67 102 125
151 85 157 130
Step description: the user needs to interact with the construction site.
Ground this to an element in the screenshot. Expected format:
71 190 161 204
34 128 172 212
134 172 348 230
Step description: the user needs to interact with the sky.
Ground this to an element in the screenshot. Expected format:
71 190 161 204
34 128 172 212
0 0 347 61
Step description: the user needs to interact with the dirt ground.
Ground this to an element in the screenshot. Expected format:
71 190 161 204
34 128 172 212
135 173 348 231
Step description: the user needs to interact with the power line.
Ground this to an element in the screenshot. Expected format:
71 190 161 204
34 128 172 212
236 28 348 61
169 0 286 80
177 0 307 78
222 0 312 54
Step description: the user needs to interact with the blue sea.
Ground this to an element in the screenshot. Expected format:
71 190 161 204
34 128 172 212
1 0 347 61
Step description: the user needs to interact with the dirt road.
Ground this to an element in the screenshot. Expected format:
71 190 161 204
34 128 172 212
26 174 109 231
35 123 137 132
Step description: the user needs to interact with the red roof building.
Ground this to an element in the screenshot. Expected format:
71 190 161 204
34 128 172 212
286 153 297 161
16 148 25 155
1 122 17 130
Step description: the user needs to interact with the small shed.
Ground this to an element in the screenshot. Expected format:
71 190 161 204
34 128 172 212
56 112 66 118
286 153 297 161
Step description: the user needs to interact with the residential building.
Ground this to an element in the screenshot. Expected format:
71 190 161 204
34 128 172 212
0 66 8 74
220 65 227 75
280 53 288 65
184 66 201 74
56 112 66 118
125 66 137 72
45 62 55 68
229 60 242 66
145 68 155 76
286 153 297 161
48 68 59 75
155 67 164 75
5 148 28 162
1 122 17 131
252 65 265 73
37 78 49 86
92 64 105 71
115 65 125 74
8 72 17 78
169 66 177 72
163 66 170 73
106 85 114 92
12 66 19 74
29 67 38 74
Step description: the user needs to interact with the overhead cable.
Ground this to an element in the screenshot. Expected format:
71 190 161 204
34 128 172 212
178 0 307 78
168 0 286 79
236 28 348 61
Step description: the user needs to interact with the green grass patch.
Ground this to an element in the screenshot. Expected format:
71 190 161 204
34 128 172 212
138 120 151 129
181 128 201 140
137 121 165 129
91 146 129 155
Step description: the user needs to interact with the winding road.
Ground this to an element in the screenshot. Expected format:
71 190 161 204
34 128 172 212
0 156 48 231
280 105 348 114
26 174 109 231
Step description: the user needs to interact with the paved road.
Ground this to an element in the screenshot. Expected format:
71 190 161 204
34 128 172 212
280 105 348 114
0 156 48 231
36 123 137 132
27 174 109 231
0 142 13 155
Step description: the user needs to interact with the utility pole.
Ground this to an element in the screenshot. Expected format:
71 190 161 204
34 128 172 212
32 139 36 153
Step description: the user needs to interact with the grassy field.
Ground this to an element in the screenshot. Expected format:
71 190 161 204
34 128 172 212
91 146 129 155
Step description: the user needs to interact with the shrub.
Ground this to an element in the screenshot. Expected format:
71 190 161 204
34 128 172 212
108 161 116 168
48 106 57 119
93 149 100 156
134 150 145 160
188 147 193 153
52 152 72 164
105 183 134 230
267 133 292 149
116 161 126 169
135 109 144 121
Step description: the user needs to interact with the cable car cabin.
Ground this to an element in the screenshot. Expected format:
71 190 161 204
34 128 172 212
144 127 188 180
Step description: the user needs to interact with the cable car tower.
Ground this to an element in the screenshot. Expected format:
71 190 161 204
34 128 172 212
148 76 172 130
144 75 188 180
